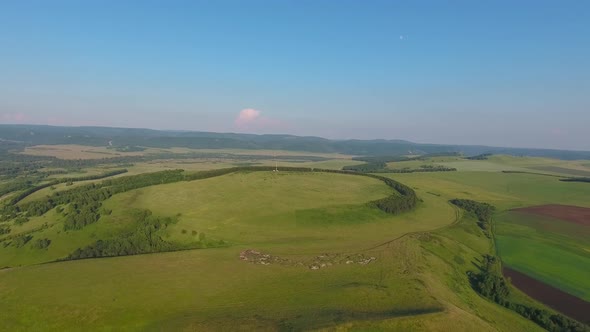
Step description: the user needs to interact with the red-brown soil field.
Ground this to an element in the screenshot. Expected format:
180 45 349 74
512 204 590 226
503 267 590 324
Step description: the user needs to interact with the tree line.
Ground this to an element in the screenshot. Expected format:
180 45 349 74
343 163 456 173
3 166 419 233
343 162 388 172
185 166 419 215
7 169 128 207
467 153 493 160
450 199 494 238
560 177 590 183
0 178 36 197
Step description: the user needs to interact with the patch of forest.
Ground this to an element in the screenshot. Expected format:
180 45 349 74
450 199 494 238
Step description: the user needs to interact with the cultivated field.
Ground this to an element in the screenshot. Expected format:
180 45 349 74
495 209 590 301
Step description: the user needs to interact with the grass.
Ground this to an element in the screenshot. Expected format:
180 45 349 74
495 211 590 301
437 160 529 172
528 165 590 177
1 154 589 330
0 170 454 266
497 236 590 300
385 169 590 304
106 171 454 254
391 171 590 210
0 242 439 331
0 217 544 332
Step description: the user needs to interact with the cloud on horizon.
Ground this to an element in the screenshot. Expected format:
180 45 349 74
0 112 28 123
234 108 286 133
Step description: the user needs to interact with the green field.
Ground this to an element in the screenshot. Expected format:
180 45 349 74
1 152 589 330
495 211 590 301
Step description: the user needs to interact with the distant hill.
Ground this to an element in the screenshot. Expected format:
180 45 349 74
1 124 589 160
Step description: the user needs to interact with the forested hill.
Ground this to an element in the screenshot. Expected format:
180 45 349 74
1 124 589 160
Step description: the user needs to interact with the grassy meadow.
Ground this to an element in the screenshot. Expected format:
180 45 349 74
1 150 589 330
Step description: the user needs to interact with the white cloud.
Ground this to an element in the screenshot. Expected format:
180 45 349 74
233 108 287 133
235 108 261 127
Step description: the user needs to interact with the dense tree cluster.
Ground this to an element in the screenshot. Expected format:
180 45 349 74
0 225 10 235
467 153 493 160
62 199 103 231
386 166 457 173
13 216 29 225
0 152 48 178
12 234 33 248
560 177 590 183
469 254 588 332
343 162 388 172
0 178 34 196
352 156 412 163
0 205 19 222
66 210 176 259
468 255 510 305
510 304 588 332
450 199 494 237
353 173 419 214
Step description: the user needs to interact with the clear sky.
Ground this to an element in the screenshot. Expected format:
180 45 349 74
1 1 589 150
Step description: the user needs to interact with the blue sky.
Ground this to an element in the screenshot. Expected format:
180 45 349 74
0 1 589 150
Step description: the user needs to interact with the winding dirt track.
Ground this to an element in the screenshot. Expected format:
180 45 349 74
512 204 590 226
503 267 590 324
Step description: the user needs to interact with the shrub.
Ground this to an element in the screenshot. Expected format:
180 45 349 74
32 238 51 249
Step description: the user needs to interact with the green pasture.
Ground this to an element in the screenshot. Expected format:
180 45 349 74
1 153 589 330
105 171 455 254
391 171 590 210
495 211 590 301
0 214 542 332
